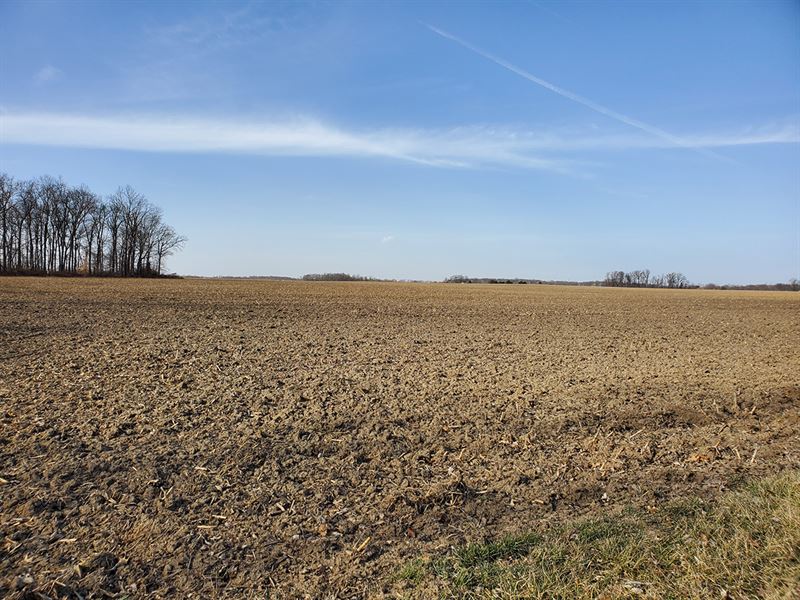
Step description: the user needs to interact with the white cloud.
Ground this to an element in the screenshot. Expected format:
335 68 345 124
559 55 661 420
0 111 796 172
381 235 395 243
0 111 567 171
34 65 62 84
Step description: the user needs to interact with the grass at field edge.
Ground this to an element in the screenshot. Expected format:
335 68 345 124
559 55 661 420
391 471 800 599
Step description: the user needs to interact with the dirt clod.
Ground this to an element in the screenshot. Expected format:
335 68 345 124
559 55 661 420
1 278 798 597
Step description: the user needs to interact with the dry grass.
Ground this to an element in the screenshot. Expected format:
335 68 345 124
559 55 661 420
394 471 800 598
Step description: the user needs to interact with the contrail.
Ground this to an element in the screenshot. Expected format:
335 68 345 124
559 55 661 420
424 23 728 161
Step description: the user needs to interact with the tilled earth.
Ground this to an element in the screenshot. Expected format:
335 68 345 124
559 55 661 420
1 278 798 598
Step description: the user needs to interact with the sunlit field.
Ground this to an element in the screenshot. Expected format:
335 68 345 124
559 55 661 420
1 278 798 597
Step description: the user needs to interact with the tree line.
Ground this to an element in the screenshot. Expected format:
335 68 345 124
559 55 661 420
445 271 798 291
603 269 689 288
445 275 540 284
302 273 384 282
702 280 800 292
0 173 185 277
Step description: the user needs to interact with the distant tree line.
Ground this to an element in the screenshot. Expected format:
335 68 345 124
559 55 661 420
302 273 383 282
445 275 540 284
445 272 799 291
603 269 691 289
0 173 185 277
702 280 800 292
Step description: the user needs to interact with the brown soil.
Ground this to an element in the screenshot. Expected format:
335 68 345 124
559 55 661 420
1 278 798 598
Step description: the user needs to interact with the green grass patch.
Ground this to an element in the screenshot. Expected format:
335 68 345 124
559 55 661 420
393 559 427 584
392 471 800 599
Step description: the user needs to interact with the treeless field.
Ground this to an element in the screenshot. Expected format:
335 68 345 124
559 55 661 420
1 278 798 598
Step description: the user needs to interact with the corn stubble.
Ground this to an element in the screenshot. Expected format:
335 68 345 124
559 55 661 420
0 278 798 598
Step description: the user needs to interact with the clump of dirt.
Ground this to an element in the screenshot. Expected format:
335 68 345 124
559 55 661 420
1 278 798 598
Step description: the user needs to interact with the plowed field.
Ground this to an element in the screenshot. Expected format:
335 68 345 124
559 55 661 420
1 278 798 598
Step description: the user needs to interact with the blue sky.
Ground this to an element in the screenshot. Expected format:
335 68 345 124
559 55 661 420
1 0 798 282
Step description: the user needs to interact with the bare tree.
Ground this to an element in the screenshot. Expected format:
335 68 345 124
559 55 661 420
445 274 471 283
0 174 17 272
0 172 184 277
154 224 186 275
604 269 689 289
630 269 650 287
665 272 688 288
604 271 626 287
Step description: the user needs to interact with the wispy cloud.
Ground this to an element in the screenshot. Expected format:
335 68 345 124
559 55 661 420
530 121 800 151
0 112 566 171
123 3 345 104
381 235 395 243
424 23 732 161
528 1 572 24
145 3 296 52
0 111 796 171
34 65 62 85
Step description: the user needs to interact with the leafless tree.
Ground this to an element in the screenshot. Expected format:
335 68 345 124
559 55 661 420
604 269 688 288
154 224 186 275
664 272 688 288
444 274 472 283
630 269 650 287
0 174 17 272
604 271 626 287
0 172 184 277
